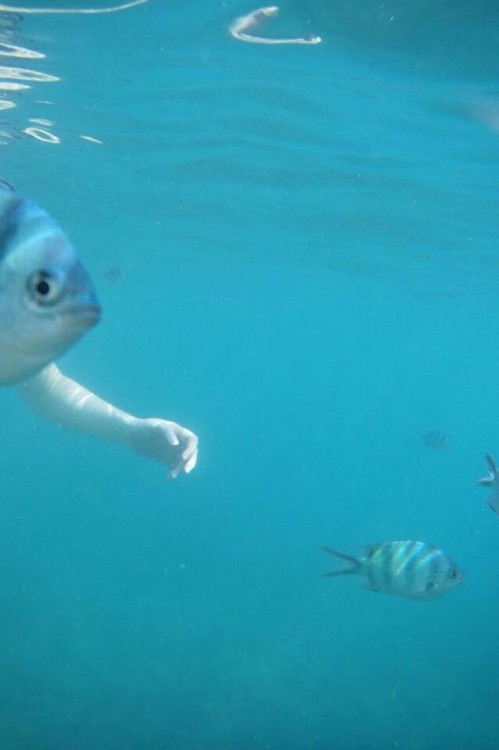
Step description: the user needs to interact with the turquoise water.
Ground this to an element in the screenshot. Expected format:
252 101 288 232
1 1 499 748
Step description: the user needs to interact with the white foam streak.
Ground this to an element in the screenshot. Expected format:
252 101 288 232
0 0 149 14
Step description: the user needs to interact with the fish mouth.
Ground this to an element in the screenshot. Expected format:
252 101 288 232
65 302 102 328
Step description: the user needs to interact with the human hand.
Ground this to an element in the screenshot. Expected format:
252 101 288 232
127 417 198 480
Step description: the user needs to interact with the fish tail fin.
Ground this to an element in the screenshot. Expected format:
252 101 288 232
320 546 361 576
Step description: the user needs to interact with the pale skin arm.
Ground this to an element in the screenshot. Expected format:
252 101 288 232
16 363 198 479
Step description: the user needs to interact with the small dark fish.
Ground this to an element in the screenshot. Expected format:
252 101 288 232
418 429 450 452
102 265 124 284
0 177 14 192
322 540 464 601
476 453 499 515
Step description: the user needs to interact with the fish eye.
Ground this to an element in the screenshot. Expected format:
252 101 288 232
449 568 459 579
27 270 63 306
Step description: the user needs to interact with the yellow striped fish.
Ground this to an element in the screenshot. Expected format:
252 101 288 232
322 540 464 601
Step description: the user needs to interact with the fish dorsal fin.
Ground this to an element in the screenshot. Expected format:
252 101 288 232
365 542 384 558
486 453 498 475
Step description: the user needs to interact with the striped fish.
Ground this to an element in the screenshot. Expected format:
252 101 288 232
322 540 464 601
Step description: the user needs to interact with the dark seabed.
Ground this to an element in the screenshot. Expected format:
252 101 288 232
0 1 498 748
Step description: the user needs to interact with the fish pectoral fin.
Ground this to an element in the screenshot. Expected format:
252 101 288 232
487 499 499 514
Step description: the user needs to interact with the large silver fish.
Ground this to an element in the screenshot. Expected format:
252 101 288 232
476 453 499 514
322 540 464 601
0 183 100 385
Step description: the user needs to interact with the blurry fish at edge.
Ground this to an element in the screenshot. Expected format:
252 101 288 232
476 453 499 515
0 180 100 385
322 540 464 601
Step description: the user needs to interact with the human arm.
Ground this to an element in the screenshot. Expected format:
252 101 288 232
16 362 198 479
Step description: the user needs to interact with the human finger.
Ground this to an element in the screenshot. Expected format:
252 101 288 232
183 449 198 474
160 421 180 446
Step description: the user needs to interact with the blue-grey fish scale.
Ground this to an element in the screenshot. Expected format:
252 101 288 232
0 192 53 260
0 194 24 258
364 541 458 600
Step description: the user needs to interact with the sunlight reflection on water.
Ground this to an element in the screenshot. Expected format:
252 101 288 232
0 0 150 144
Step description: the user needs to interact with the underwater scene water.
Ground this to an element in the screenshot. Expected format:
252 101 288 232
1 1 499 747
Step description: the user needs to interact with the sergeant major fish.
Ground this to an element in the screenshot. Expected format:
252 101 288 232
476 453 499 514
322 540 464 601
0 182 100 385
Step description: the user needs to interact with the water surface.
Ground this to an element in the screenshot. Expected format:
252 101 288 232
1 2 498 748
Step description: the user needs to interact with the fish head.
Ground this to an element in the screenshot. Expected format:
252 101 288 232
446 564 465 588
423 558 464 599
0 194 100 384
